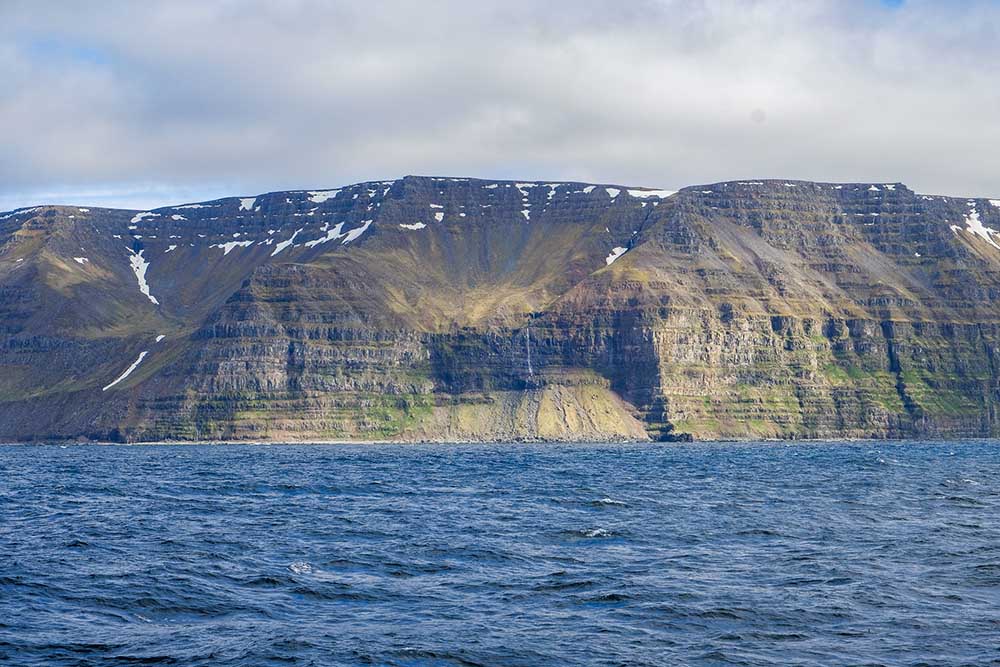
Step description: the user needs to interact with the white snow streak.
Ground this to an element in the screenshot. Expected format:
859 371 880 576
341 220 372 244
127 248 158 305
303 222 346 247
515 183 537 198
212 240 254 255
102 351 148 392
399 222 426 230
73 257 89 265
239 198 256 211
606 188 621 199
271 229 302 256
155 335 165 343
0 207 41 220
958 207 1000 250
130 211 159 224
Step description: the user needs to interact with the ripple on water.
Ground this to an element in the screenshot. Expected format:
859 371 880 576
0 440 998 666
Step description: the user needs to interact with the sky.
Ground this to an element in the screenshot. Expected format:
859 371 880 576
1 0 998 211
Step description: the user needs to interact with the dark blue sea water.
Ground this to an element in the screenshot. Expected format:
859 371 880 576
1 441 999 666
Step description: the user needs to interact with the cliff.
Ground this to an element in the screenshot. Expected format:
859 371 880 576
2 176 999 442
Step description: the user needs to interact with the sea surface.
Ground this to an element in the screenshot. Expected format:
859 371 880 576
1 441 999 666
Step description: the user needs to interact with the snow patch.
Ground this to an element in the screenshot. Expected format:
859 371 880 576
990 200 1000 208
127 248 158 305
399 222 426 230
239 198 256 211
130 211 159 224
102 351 148 392
583 186 596 194
605 247 628 265
515 183 537 198
606 188 621 199
308 190 340 203
165 245 177 253
521 210 531 221
341 220 372 244
868 185 880 192
434 212 444 222
174 204 214 209
73 257 89 265
303 223 346 248
429 204 444 209
628 189 675 199
271 229 302 256
155 335 165 343
958 208 1000 250
0 207 41 221
78 208 89 213
171 214 186 221
212 240 254 255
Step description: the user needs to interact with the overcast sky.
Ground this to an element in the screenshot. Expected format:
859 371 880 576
1 0 998 211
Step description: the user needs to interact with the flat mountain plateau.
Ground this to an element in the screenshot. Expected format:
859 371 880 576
3 176 1000 443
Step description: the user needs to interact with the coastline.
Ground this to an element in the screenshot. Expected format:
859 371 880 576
5 436 999 446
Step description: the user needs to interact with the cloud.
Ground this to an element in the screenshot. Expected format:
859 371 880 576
1 0 998 210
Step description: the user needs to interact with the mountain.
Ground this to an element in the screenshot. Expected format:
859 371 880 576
2 176 1000 443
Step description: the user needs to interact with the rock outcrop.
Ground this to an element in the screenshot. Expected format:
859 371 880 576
2 177 999 442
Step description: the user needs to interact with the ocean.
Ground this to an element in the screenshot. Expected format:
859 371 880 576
1 441 997 666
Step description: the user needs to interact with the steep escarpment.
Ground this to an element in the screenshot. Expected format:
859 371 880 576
1 177 999 442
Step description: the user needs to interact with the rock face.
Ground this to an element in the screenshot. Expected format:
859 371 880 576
2 177 1000 442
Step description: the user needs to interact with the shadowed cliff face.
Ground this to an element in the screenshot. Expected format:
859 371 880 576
1 176 999 442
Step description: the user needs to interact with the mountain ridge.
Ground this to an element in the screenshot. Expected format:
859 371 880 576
3 175 1000 443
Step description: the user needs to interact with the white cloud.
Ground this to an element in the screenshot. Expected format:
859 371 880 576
1 0 999 211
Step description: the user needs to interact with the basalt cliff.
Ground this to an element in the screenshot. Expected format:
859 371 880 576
3 176 1000 443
